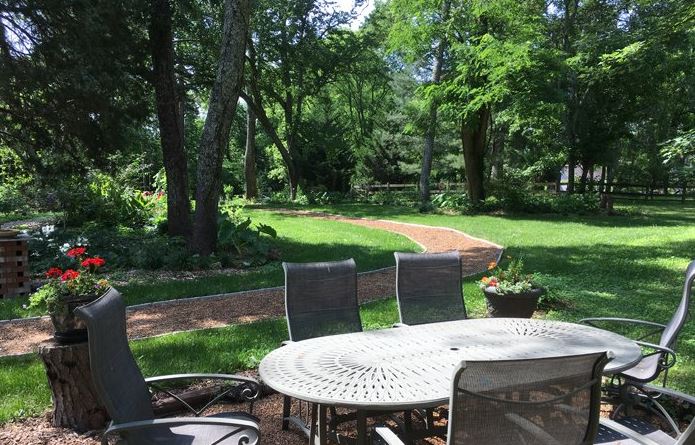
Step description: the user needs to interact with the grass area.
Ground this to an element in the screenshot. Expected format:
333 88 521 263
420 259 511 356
0 212 56 226
1 200 694 423
0 210 419 320
302 200 695 393
0 298 399 424
121 211 418 306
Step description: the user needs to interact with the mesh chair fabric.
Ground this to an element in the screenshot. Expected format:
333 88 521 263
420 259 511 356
283 258 361 341
395 251 467 325
623 259 695 383
74 288 154 425
448 352 610 445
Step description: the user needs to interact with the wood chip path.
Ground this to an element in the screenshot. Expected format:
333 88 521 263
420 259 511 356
0 211 502 357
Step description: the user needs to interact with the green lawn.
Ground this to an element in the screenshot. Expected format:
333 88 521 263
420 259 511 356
0 298 399 424
1 200 694 423
303 200 695 392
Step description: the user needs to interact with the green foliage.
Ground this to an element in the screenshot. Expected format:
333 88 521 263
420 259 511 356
431 192 472 211
217 201 278 265
57 171 164 228
481 257 538 295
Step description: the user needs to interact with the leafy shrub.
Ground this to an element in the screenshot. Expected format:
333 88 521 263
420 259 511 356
216 201 278 266
432 192 472 211
365 190 420 207
304 188 347 205
0 183 28 214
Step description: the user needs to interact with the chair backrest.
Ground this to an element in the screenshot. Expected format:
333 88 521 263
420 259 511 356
660 259 695 350
283 258 362 341
448 352 611 445
394 251 466 325
75 288 154 425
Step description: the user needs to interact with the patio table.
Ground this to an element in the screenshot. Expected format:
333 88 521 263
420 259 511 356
259 318 642 445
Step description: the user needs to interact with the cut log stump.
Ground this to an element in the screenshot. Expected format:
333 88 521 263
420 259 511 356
37 340 109 432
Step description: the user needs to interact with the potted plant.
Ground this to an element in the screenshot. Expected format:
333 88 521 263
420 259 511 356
28 246 110 344
480 258 544 318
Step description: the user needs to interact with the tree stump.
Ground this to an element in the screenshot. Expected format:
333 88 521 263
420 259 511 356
38 340 109 432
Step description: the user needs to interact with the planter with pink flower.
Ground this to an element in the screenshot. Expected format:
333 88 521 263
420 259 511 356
480 258 544 318
29 246 110 344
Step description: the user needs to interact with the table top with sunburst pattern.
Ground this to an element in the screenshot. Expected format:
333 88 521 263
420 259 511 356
259 318 641 410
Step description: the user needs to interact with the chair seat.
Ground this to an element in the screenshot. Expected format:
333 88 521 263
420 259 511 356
136 412 260 445
620 355 662 382
596 417 676 445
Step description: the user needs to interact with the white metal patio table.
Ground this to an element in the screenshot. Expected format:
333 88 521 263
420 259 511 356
259 318 642 445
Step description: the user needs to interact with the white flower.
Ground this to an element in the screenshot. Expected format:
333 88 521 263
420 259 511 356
41 225 56 237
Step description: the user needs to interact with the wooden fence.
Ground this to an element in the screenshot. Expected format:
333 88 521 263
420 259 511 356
354 181 695 201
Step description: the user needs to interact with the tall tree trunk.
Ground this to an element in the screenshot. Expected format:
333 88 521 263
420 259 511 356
579 162 590 193
244 103 258 199
419 0 450 206
192 0 250 255
240 90 299 201
490 121 505 180
149 0 192 240
567 154 576 193
600 165 606 192
461 108 490 203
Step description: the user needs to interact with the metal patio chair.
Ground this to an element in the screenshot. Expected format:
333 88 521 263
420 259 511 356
394 251 467 326
374 352 612 445
75 288 260 445
580 259 695 432
595 384 695 444
281 258 362 435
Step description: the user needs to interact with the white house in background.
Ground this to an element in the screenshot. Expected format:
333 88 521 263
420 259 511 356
559 165 604 191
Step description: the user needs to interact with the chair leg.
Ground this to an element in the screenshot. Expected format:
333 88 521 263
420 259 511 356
426 408 435 429
282 395 291 430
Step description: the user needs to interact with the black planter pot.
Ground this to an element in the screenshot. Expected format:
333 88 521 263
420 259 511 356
50 294 101 344
483 287 545 318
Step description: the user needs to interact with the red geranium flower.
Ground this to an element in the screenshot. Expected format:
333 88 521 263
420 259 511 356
45 267 63 279
81 257 106 268
61 269 80 281
66 246 87 258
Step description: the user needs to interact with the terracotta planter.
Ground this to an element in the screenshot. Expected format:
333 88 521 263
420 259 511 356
50 293 103 344
483 287 545 318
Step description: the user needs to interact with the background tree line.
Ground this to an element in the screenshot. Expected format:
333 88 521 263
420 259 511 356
0 0 693 253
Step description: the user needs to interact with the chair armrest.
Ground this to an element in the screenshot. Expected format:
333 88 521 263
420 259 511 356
641 384 695 405
392 323 408 328
373 426 406 445
145 373 258 387
145 374 260 416
102 416 260 445
579 317 667 329
634 341 677 367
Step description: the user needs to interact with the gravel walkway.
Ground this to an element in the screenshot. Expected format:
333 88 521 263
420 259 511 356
0 211 502 356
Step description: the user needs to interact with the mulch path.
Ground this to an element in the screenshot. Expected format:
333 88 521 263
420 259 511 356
0 391 448 445
0 211 502 356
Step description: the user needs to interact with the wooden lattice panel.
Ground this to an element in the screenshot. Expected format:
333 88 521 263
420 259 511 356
0 238 31 298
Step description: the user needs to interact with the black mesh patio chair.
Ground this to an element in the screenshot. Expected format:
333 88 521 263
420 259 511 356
595 385 695 444
75 288 260 445
374 352 612 445
281 258 362 435
580 259 695 432
394 251 467 326
283 258 362 342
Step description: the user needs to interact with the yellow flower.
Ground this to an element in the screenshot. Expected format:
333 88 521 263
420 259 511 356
487 261 497 270
481 276 490 284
